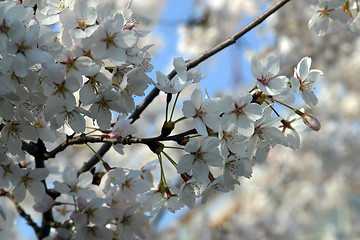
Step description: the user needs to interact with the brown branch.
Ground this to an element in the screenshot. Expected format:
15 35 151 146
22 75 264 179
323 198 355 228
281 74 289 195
78 129 197 174
81 0 292 174
3 192 41 235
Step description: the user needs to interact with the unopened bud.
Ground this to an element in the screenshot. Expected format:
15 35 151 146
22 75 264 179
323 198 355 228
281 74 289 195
123 23 135 30
303 113 321 131
295 110 321 131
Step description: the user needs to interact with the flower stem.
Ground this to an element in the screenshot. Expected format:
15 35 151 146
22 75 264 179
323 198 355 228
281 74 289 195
170 92 180 121
162 151 178 168
163 146 185 150
265 100 281 117
85 143 111 171
266 96 296 112
173 116 186 124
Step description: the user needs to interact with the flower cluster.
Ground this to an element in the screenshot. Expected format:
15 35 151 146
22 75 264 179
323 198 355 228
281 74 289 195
173 55 323 196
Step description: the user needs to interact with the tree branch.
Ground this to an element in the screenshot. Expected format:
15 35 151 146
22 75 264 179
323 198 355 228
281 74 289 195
81 0 292 174
77 129 197 174
3 192 41 235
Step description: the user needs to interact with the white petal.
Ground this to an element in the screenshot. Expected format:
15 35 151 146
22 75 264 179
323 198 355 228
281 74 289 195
27 180 45 196
173 57 187 73
177 154 195 173
290 77 300 93
309 13 328 36
68 111 85 133
330 9 350 24
77 172 93 188
29 168 49 180
191 88 202 109
13 54 28 77
14 183 26 202
192 161 209 184
263 56 279 75
182 100 197 118
250 56 262 79
193 117 208 136
96 107 111 130
184 138 200 152
301 90 318 107
297 57 311 79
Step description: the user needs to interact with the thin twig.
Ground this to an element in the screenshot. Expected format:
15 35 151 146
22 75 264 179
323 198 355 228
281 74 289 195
80 0 292 174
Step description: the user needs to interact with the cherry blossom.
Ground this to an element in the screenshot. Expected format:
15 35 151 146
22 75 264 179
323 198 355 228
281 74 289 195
84 12 138 65
12 168 49 203
177 137 223 184
251 55 289 96
182 88 221 136
309 1 350 36
290 56 324 107
54 166 95 198
220 94 264 137
151 57 191 94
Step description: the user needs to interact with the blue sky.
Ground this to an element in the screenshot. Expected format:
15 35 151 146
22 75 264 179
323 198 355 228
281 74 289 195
147 0 264 97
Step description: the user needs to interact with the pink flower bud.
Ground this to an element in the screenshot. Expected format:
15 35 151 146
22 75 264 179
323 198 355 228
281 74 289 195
103 131 121 138
302 113 321 131
123 23 135 30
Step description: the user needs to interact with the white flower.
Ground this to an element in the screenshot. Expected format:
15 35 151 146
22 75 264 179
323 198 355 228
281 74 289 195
59 0 98 39
74 225 114 240
308 1 350 36
220 94 264 137
151 57 191 94
0 121 38 156
117 67 150 114
182 88 221 136
177 137 223 184
79 71 110 106
179 179 200 209
0 153 21 192
54 166 95 198
12 168 49 203
101 168 149 204
279 109 307 150
291 56 324 107
85 13 138 65
89 88 122 130
247 109 288 160
251 56 288 96
117 205 150 240
6 23 52 78
37 0 76 25
73 197 113 226
224 155 253 179
218 124 248 157
201 175 230 204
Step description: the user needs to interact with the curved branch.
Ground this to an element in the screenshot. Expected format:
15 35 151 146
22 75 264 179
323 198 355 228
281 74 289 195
82 0 292 173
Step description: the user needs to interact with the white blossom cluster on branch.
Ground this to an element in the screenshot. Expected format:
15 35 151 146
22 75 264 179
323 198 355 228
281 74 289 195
0 0 358 239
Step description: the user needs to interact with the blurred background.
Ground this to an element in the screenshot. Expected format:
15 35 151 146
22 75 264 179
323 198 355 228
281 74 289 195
4 0 360 239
